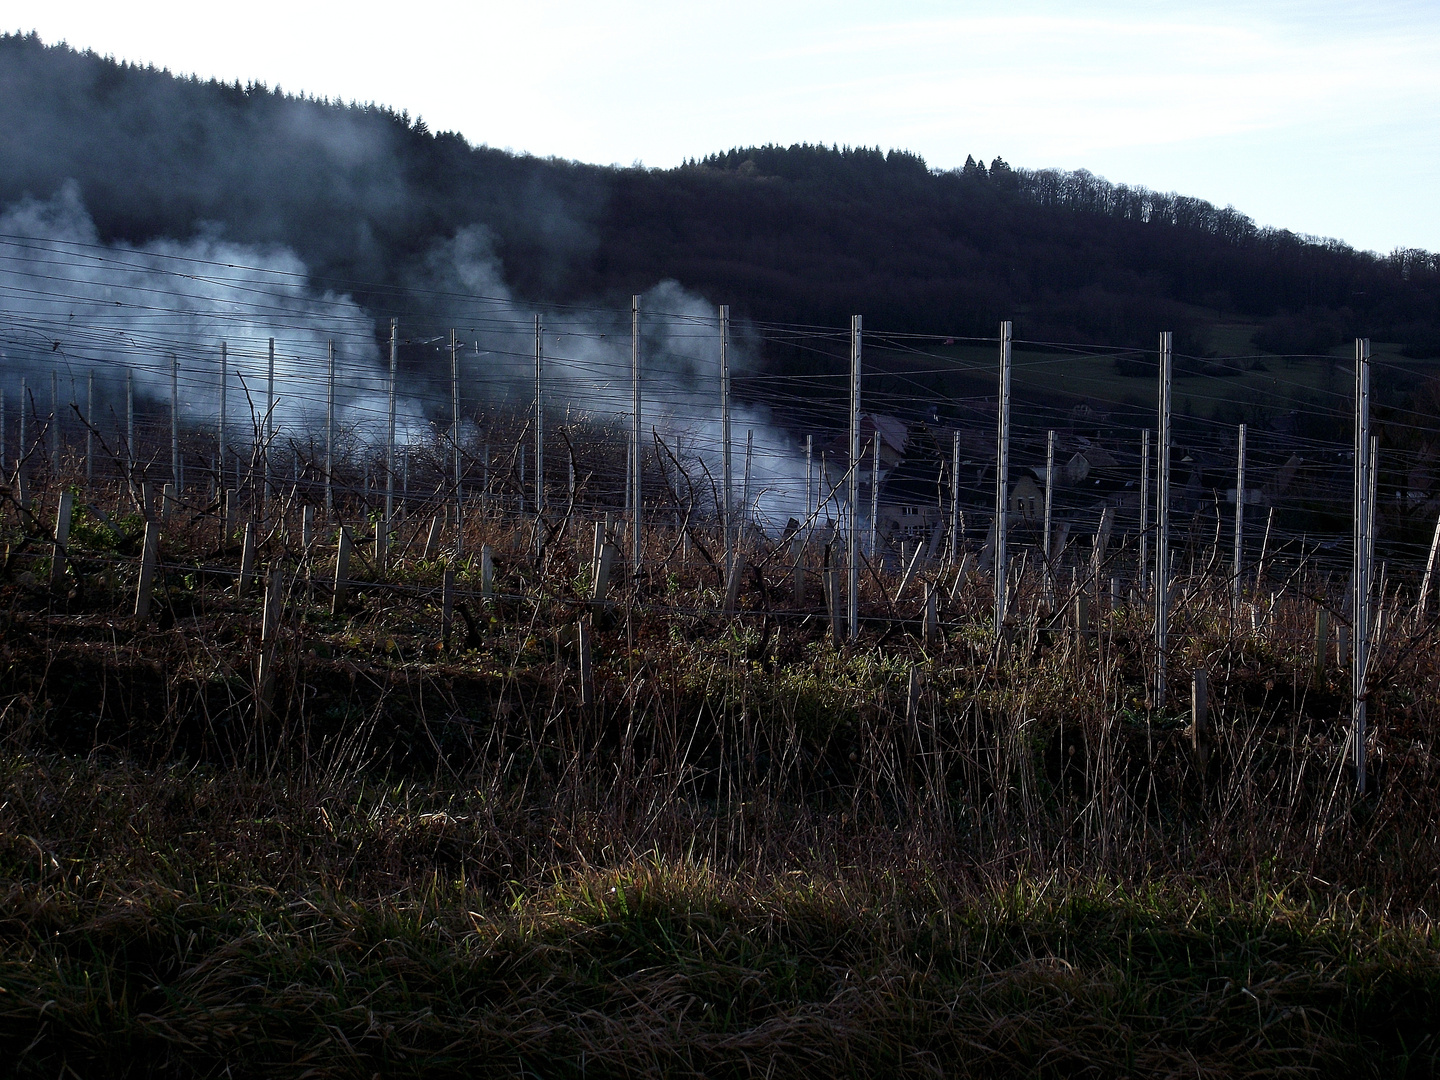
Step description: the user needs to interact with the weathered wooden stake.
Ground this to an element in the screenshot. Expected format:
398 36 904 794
50 490 74 591
135 518 159 620
723 550 747 616
332 527 353 613
423 515 443 560
847 315 862 640
301 505 315 550
894 542 924 603
631 295 643 573
50 370 59 476
265 338 275 512
828 569 844 646
994 320 1012 637
1043 429 1055 603
1353 337 1372 793
169 354 180 489
441 567 455 645
950 430 961 565
238 521 257 598
791 538 805 607
593 541 616 604
256 568 285 720
1155 332 1173 708
480 544 494 603
85 370 94 483
1191 669 1209 767
577 617 594 706
1313 606 1330 682
1418 512 1440 618
905 665 924 727
923 581 938 649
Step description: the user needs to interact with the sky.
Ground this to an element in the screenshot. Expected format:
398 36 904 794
12 0 1440 254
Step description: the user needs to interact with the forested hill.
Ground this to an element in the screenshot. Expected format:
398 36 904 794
3 31 1438 358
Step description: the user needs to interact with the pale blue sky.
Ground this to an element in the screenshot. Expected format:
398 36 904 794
14 0 1440 253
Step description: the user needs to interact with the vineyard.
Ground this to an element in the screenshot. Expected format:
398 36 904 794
3 332 1440 1075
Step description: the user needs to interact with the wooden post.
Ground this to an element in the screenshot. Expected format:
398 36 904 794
481 543 494 603
50 490 74 591
218 341 228 510
224 488 237 539
923 581 938 649
1191 669 1208 766
260 567 284 644
577 617 594 706
170 353 180 490
1313 606 1329 683
238 521 257 598
905 665 924 727
1233 423 1247 603
631 295 642 573
804 433 813 536
828 568 844 646
994 320 1012 637
593 541 616 604
301 505 315 550
161 482 175 526
441 567 455 645
894 542 924 603
1353 337 1372 792
1419 512 1440 618
848 314 862 640
85 370 94 484
1043 429 1055 603
50 369 59 477
18 376 27 481
950 430 961 565
450 330 462 553
324 341 335 518
374 519 388 571
385 318 397 554
791 537 805 607
134 518 159 620
332 527 353 613
423 515 443 560
256 568 285 720
125 369 134 477
264 338 275 512
869 435 880 557
723 550 746 616
1092 505 1114 581
1139 428 1150 592
534 314 544 521
1155 332 1173 709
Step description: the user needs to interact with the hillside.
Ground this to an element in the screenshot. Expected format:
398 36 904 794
3 31 1438 362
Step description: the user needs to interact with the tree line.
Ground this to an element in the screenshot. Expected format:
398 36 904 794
2 31 1437 364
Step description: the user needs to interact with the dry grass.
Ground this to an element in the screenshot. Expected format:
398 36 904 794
2 465 1440 1076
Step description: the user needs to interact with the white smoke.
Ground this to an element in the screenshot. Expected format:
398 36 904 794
0 182 407 446
414 225 814 529
0 187 811 529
